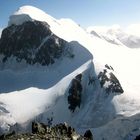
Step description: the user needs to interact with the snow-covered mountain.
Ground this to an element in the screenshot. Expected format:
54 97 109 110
87 25 140 48
0 5 140 140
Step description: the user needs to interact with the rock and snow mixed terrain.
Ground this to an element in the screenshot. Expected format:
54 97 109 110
0 122 93 140
0 5 140 140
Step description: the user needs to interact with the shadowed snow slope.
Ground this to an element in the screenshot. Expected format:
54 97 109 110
0 5 140 140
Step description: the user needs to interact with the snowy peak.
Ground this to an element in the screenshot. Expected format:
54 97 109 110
0 20 71 66
13 5 47 16
9 5 55 26
0 6 93 68
0 5 95 68
8 5 91 45
0 19 93 68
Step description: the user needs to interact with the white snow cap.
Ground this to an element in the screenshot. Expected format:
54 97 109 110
8 5 55 26
8 5 87 43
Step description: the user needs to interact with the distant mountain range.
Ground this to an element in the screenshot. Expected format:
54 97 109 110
87 25 140 48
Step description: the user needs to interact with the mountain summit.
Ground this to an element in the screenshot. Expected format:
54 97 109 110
9 5 54 26
0 5 93 68
0 5 140 140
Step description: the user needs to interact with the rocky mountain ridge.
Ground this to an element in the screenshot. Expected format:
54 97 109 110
0 122 93 140
0 20 74 66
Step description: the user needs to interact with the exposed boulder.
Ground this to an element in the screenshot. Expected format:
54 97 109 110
0 122 92 140
32 121 47 134
68 74 83 112
0 131 15 140
98 65 124 94
84 130 93 140
0 20 73 66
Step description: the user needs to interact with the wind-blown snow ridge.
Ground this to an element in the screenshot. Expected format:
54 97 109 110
8 5 92 44
9 5 55 26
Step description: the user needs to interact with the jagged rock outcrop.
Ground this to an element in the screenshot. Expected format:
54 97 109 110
84 130 93 140
98 64 124 94
68 74 83 112
0 122 93 140
0 20 73 66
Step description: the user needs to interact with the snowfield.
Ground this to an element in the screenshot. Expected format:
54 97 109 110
0 5 140 140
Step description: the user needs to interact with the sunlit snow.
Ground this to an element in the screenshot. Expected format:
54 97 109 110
0 5 140 140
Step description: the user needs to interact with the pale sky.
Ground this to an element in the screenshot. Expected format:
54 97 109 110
0 0 140 28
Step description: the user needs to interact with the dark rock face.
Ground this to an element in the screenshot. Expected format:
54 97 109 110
90 30 101 38
32 121 48 134
68 74 83 112
84 130 93 140
31 122 93 139
0 20 69 65
0 122 92 140
98 65 124 94
135 135 140 140
105 64 114 71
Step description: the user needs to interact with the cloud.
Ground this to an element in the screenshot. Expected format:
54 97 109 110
125 24 140 37
87 24 140 37
87 24 121 34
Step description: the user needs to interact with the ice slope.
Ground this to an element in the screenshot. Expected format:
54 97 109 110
0 5 140 139
0 60 94 133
